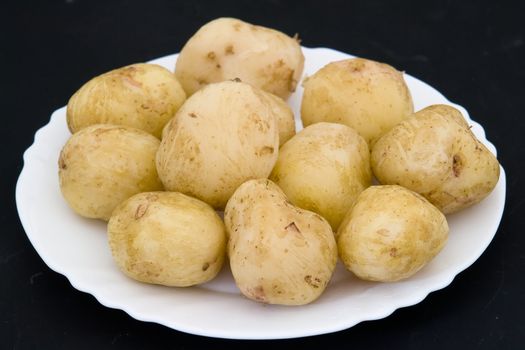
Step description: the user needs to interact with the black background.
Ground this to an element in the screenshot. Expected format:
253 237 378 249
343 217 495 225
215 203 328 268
2 0 524 349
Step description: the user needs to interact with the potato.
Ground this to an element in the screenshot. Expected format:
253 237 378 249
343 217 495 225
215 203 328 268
270 122 371 230
337 185 448 282
67 63 186 138
157 80 280 209
260 91 296 146
58 124 163 220
371 104 500 214
108 192 226 287
225 179 337 305
175 17 304 99
301 58 414 146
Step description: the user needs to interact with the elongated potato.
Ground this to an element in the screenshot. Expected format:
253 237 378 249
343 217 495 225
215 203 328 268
301 58 414 146
270 122 371 230
58 124 163 221
157 80 280 209
108 192 226 287
337 185 448 282
67 63 186 138
371 104 500 214
225 179 337 305
175 17 304 99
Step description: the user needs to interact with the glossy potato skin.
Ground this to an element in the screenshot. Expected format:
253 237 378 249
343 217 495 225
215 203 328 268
108 192 226 287
301 58 414 146
225 179 337 306
371 104 500 214
270 122 371 230
156 81 279 209
58 124 163 221
337 185 449 282
175 17 304 99
67 63 186 138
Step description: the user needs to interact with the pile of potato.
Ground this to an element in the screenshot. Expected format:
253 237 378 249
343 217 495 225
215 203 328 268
58 17 500 306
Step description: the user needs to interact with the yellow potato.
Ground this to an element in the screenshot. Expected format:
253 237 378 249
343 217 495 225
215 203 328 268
337 185 448 282
301 58 414 146
371 104 500 214
270 122 371 230
157 80 280 209
108 192 226 287
175 17 304 99
225 179 337 305
67 63 186 138
58 124 163 220
260 91 296 146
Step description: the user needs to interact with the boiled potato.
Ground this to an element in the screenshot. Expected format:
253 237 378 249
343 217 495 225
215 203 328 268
67 63 186 138
260 91 296 146
157 80 280 209
270 122 371 230
371 104 500 214
337 185 448 282
225 179 337 305
58 124 163 220
175 17 304 99
301 58 414 146
108 192 226 287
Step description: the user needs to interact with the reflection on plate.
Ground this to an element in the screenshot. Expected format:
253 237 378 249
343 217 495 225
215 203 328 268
16 47 506 339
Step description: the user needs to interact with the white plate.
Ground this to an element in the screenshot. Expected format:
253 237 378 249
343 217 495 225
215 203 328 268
16 47 506 339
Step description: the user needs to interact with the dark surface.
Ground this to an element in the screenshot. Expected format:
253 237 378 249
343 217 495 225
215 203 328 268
2 0 524 348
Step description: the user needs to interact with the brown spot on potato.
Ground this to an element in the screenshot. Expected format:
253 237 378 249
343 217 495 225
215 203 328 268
390 247 398 257
207 51 216 60
256 146 274 156
453 154 462 177
202 262 210 271
247 285 266 302
304 275 320 288
134 203 148 219
285 222 300 233
188 112 198 118
58 154 67 170
231 77 242 82
233 23 242 31
225 45 235 55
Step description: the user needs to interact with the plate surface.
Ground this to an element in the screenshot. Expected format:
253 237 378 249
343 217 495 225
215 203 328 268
16 47 506 339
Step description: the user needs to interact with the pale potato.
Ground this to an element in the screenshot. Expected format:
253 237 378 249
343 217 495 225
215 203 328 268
260 91 296 146
175 17 304 99
270 122 371 230
337 185 448 282
67 63 186 138
301 58 414 146
58 124 163 220
371 104 500 214
156 80 280 209
108 192 226 287
225 179 337 306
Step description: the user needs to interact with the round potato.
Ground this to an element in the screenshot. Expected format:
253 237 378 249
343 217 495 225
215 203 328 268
337 185 448 282
157 80 280 209
225 179 337 305
371 104 500 214
67 63 186 138
58 124 163 220
108 192 226 287
260 91 296 146
301 58 414 146
270 122 371 230
175 17 304 99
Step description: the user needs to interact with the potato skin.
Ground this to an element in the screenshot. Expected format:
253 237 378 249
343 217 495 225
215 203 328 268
67 63 186 138
225 179 337 305
260 91 296 146
156 80 279 209
371 104 500 214
301 58 413 146
58 124 163 221
270 122 371 230
337 185 448 282
108 192 226 287
175 17 304 99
